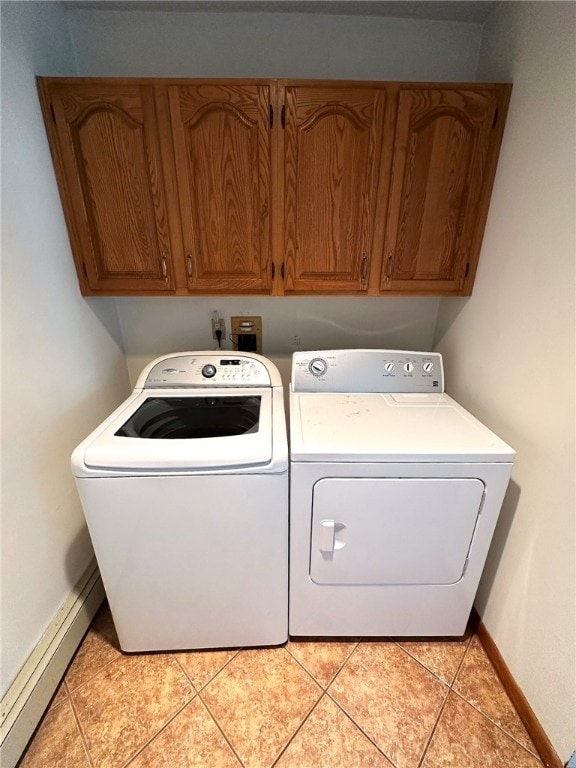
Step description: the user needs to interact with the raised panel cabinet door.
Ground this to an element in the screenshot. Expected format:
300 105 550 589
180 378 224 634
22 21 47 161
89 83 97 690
282 85 392 294
39 80 176 294
381 86 510 295
168 83 273 293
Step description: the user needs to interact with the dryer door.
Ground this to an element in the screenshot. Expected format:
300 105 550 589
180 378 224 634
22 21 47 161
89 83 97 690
309 477 484 585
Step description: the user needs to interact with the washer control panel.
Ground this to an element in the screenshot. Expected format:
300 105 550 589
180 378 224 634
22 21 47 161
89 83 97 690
143 354 271 388
292 350 444 393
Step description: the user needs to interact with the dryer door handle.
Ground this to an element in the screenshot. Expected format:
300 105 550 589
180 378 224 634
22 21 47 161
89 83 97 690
319 520 335 553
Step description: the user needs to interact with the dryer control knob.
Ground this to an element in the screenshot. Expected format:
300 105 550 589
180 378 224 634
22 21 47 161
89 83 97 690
202 364 217 378
309 358 328 377
404 362 414 373
423 362 434 373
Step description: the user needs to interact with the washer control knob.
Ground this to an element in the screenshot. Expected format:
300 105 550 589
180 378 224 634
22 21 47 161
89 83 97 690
309 358 328 377
201 364 217 378
384 362 395 372
404 362 414 373
423 361 434 373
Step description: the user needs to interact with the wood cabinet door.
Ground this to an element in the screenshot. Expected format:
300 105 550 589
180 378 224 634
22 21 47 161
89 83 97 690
168 83 273 293
281 84 393 294
381 86 510 295
40 81 176 294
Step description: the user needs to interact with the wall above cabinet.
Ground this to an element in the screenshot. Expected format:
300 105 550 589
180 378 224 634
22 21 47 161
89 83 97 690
37 77 511 297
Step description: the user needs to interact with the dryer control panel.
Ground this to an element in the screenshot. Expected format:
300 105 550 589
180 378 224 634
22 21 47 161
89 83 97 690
291 350 444 393
141 354 272 388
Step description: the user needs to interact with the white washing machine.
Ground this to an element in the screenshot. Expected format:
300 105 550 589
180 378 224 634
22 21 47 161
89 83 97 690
289 349 515 637
72 352 288 652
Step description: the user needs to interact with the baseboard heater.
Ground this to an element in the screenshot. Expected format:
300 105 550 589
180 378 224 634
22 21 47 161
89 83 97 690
0 559 104 768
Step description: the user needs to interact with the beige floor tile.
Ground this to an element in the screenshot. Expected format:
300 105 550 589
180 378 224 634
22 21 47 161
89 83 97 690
328 642 448 768
65 602 122 692
275 694 394 768
19 698 90 768
201 647 322 768
287 639 357 687
175 647 239 690
453 636 538 754
421 692 544 768
397 633 470 685
70 653 194 768
128 696 242 767
21 620 546 768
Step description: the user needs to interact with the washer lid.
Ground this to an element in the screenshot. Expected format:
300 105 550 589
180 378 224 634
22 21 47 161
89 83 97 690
81 388 273 471
290 391 515 463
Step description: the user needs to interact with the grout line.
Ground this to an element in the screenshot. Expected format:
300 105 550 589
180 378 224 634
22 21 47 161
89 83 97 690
172 654 199 695
280 645 327 690
197 690 246 767
393 641 453 686
331 640 361 686
198 645 324 768
61 603 123 694
416 630 475 768
173 647 244 694
415 686 451 768
450 689 545 763
327 639 456 768
270 691 326 767
321 640 360 691
322 641 408 767
273 640 397 768
65 654 122 695
65 680 96 768
122 695 196 768
451 633 543 760
379 639 454 767
71 653 197 768
193 648 243 693
324 690 401 768
120 655 199 768
451 629 475 688
194 646 292 767
43 681 69 713
48 628 545 768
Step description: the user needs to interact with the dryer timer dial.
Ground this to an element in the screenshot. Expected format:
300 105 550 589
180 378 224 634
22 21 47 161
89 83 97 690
309 358 328 377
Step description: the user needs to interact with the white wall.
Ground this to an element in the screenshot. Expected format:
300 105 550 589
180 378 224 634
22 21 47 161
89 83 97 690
66 5 483 378
67 7 481 80
0 2 131 696
117 295 441 388
434 3 576 760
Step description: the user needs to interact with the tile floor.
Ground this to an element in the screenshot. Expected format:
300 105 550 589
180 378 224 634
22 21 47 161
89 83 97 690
19 603 545 768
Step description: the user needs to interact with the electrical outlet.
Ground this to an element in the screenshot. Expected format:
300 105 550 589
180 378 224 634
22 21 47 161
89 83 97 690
292 335 302 347
211 314 225 340
211 309 226 348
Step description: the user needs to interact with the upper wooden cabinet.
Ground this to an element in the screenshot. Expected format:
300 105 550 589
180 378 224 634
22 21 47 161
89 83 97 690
37 78 511 297
38 81 177 293
281 84 393 294
168 83 273 293
380 86 510 295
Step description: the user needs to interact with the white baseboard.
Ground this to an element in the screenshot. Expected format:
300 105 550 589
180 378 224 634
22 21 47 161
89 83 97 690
0 559 104 768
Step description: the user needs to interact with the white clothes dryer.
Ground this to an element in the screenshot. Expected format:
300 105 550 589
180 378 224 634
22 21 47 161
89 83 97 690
72 352 288 652
289 349 514 637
